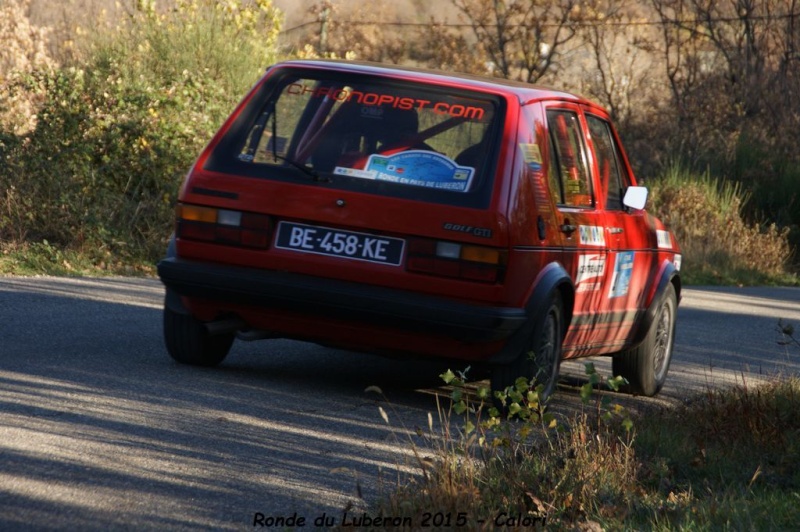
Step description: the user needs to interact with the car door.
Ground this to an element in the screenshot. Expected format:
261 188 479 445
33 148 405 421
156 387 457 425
584 112 653 349
543 106 615 357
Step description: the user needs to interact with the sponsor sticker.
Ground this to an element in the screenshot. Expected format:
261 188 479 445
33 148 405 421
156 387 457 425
333 167 378 179
284 83 488 121
609 251 635 298
674 254 682 271
365 150 475 192
579 225 606 247
656 230 672 249
576 254 606 293
519 143 543 171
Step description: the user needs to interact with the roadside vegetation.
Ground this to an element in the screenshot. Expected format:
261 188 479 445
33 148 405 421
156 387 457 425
648 165 797 286
1 0 797 284
369 355 800 530
2 2 799 528
0 0 281 276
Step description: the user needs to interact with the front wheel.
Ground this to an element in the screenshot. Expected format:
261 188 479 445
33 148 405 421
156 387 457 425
491 292 563 401
163 305 234 367
613 283 677 396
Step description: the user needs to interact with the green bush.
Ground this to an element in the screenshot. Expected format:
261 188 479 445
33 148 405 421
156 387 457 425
0 0 282 272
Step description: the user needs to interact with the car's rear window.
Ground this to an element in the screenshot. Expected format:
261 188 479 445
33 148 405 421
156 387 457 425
204 67 504 208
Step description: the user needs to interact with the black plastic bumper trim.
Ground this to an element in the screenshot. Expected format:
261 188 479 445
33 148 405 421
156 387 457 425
157 257 527 342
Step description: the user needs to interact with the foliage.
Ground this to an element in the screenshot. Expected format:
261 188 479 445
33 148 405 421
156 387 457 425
0 0 282 273
374 368 800 530
0 239 152 277
1 0 798 279
632 377 800 529
373 365 637 529
415 19 491 75
732 138 800 263
291 0 410 63
648 0 800 159
640 0 800 258
110 0 281 93
648 163 796 286
449 0 584 83
0 0 57 135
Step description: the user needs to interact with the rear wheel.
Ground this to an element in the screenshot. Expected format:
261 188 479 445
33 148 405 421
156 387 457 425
613 283 677 396
163 305 234 367
492 292 563 401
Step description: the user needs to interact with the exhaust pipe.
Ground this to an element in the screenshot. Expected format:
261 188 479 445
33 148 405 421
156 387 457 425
205 317 245 336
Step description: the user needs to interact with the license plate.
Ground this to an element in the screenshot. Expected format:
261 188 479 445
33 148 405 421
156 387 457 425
275 222 405 266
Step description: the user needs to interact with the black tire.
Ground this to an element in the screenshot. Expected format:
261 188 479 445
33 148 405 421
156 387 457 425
492 292 563 401
613 282 677 396
163 305 234 367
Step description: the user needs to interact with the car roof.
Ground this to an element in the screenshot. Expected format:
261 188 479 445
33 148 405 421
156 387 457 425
270 59 604 110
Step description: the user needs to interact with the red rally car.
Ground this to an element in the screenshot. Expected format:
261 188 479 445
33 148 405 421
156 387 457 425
157 60 682 398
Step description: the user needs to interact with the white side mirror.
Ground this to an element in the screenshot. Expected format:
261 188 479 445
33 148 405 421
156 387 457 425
623 186 648 210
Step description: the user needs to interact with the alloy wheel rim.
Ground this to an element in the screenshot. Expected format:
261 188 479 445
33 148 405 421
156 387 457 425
534 311 557 388
652 301 673 381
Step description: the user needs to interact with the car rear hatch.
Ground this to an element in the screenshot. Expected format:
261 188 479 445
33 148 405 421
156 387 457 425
175 63 514 304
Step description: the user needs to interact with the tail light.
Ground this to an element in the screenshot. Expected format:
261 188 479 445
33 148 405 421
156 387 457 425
407 238 507 283
176 203 271 249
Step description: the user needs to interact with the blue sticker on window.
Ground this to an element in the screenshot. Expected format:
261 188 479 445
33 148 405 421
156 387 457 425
365 150 475 192
608 251 634 298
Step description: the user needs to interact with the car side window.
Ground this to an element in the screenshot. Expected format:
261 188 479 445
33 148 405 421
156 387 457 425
546 110 593 208
586 115 627 211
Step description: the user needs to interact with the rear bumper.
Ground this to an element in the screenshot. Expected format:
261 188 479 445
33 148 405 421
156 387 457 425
157 257 527 342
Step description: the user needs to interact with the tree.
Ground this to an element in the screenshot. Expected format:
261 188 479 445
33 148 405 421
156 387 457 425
299 0 410 64
450 0 583 83
649 0 800 252
417 18 490 75
650 0 800 152
576 0 659 128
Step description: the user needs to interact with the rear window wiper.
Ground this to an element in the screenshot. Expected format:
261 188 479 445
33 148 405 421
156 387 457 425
269 151 331 183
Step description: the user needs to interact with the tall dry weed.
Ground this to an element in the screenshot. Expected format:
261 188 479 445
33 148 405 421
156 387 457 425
0 0 57 135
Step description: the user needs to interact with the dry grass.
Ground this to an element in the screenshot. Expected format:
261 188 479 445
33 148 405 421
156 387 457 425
648 164 796 285
0 0 57 135
368 366 800 530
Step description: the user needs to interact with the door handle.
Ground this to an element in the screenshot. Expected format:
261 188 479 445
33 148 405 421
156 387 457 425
560 223 577 235
609 227 624 234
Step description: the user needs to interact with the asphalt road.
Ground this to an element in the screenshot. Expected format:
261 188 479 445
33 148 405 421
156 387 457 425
1 277 799 530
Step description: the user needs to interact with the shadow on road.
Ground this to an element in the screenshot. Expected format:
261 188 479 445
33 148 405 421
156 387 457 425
1 279 797 529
